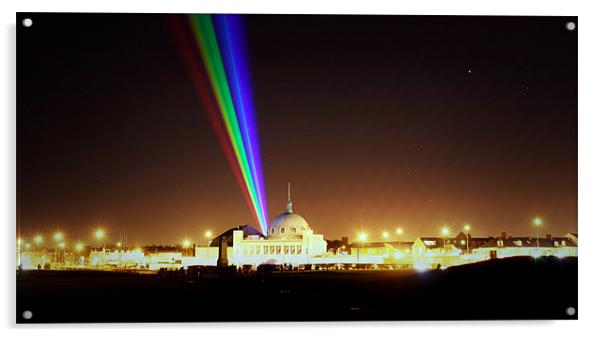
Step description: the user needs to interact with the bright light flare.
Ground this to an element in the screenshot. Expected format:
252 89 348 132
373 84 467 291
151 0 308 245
358 232 367 242
94 228 106 240
382 231 389 239
33 234 44 245
533 217 543 226
205 230 213 238
396 228 403 235
464 224 471 232
53 231 64 242
75 242 84 252
182 239 191 248
441 227 449 236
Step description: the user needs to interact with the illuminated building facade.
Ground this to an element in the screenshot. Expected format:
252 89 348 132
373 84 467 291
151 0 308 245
472 235 578 259
195 191 328 268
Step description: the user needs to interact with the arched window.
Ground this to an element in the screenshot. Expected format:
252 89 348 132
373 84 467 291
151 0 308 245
291 227 297 233
280 227 286 234
271 227 275 234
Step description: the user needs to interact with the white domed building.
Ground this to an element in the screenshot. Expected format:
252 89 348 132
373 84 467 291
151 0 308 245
267 198 310 240
193 185 328 268
230 186 327 267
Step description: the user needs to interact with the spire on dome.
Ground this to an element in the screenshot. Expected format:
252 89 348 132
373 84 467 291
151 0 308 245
285 182 293 213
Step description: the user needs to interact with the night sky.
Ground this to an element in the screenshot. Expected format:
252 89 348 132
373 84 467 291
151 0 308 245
17 14 577 244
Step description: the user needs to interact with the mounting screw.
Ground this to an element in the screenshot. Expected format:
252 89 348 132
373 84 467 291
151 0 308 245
22 18 33 27
565 21 576 31
566 307 576 316
22 310 33 320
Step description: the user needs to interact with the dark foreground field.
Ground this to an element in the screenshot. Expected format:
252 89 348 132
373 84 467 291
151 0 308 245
16 256 577 323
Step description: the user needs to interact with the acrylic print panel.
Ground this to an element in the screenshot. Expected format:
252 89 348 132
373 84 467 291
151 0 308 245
16 13 577 323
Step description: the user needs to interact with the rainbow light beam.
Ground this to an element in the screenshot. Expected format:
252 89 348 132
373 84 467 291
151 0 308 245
167 14 269 234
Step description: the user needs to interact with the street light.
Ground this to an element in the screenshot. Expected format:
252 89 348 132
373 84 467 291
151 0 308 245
52 231 64 266
533 217 543 248
358 232 367 242
33 234 44 245
441 227 449 267
53 231 64 242
382 231 389 240
396 228 403 235
94 228 106 240
57 241 66 264
205 230 213 247
182 239 191 256
75 242 84 252
93 228 107 251
357 232 367 264
463 224 471 253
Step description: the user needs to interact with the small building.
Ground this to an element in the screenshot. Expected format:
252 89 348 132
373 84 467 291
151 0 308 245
472 235 578 259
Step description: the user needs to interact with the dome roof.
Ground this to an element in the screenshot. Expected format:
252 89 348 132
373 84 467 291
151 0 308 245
268 212 310 239
267 183 310 239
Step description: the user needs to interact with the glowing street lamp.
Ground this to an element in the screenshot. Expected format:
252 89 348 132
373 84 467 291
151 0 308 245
33 234 44 245
358 232 367 242
382 231 389 240
75 242 84 252
441 227 449 267
53 231 64 242
205 230 214 248
463 224 471 253
57 241 65 264
94 228 106 241
93 228 107 251
182 239 192 256
533 217 543 248
396 228 403 235
357 232 367 263
441 227 449 249
52 231 65 265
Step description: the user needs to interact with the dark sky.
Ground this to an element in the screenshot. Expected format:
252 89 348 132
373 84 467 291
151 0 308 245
17 14 577 244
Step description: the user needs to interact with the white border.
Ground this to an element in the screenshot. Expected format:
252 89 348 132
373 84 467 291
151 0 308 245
2 0 601 335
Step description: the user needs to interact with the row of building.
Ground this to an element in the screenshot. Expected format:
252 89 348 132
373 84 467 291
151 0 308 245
17 195 578 271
